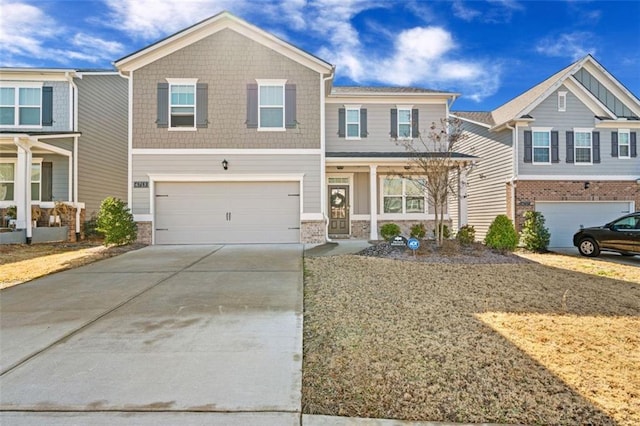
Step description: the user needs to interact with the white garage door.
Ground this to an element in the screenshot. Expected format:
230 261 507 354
154 181 300 244
535 201 633 247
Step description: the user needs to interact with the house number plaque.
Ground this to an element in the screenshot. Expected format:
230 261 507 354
133 181 149 188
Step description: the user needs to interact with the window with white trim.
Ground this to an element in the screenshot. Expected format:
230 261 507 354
398 108 412 139
574 129 592 163
169 83 195 128
618 129 630 158
532 130 551 163
382 177 427 214
31 163 41 201
0 86 42 127
346 107 360 139
558 91 567 112
0 162 15 201
259 83 285 129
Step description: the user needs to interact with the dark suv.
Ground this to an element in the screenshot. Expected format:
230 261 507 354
573 212 640 257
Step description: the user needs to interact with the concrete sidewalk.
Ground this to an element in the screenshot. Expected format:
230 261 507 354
304 240 372 257
0 244 303 425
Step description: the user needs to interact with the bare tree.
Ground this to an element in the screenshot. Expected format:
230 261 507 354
396 117 468 246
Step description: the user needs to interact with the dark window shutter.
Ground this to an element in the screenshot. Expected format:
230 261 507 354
566 131 574 163
390 109 398 138
611 131 618 157
41 162 53 202
42 86 53 126
246 84 258 128
360 108 368 138
631 132 637 157
196 83 208 128
285 84 296 129
523 130 532 163
592 131 600 163
338 108 345 138
412 108 419 137
156 83 168 128
551 131 559 163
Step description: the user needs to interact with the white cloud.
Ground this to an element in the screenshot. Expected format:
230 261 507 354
452 0 523 23
536 32 597 61
452 1 481 22
0 2 59 58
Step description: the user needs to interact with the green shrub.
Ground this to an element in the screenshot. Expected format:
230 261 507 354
456 225 476 245
432 224 451 239
83 214 102 240
410 223 426 239
96 197 137 246
484 215 518 251
380 223 401 241
520 211 550 252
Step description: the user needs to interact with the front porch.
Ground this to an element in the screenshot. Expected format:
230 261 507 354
0 132 84 243
324 153 475 241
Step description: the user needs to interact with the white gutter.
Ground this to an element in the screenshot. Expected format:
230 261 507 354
506 124 518 221
118 70 133 210
321 68 335 243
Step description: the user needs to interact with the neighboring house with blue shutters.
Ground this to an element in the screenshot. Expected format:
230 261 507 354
0 69 127 243
452 55 640 247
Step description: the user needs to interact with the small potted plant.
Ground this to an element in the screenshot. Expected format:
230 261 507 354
5 205 17 229
31 205 42 228
49 201 70 227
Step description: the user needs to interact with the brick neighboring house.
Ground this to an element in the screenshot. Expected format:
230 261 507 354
453 55 640 246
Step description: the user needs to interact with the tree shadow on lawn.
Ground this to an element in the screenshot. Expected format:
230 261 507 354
302 256 640 425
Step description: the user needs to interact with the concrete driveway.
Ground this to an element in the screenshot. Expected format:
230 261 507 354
549 247 640 267
0 244 303 425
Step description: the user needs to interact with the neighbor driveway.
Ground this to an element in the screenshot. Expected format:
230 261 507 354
0 245 303 425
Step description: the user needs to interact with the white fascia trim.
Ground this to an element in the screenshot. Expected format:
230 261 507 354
30 141 72 157
147 173 305 182
582 60 640 116
595 120 640 129
517 175 639 181
0 81 44 88
132 148 322 155
564 78 615 118
166 78 198 84
0 70 76 81
76 71 120 76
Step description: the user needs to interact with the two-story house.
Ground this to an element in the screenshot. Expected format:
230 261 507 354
114 11 474 245
0 69 127 243
453 55 640 246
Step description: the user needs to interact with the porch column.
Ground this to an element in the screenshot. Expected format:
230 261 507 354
14 138 32 237
369 165 378 240
458 167 468 227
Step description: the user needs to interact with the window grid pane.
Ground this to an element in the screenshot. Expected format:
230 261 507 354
533 132 550 147
383 197 402 213
260 107 284 128
383 178 402 195
347 124 359 137
575 148 591 163
533 148 549 163
0 163 14 181
31 183 40 201
0 88 14 105
259 86 283 106
405 197 424 213
0 183 14 201
0 107 15 125
170 85 194 106
398 109 411 138
619 133 630 157
19 88 40 106
575 132 591 147
19 107 40 125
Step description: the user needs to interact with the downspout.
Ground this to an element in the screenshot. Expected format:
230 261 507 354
66 72 81 240
118 70 133 212
321 68 335 243
505 123 518 222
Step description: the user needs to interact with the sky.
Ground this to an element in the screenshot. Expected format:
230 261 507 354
0 0 639 111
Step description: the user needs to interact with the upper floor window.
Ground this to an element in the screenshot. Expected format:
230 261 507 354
618 130 630 158
382 177 427 214
0 163 14 201
398 108 412 139
574 129 592 164
346 107 360 139
532 130 551 163
258 82 285 130
558 91 567 112
169 82 195 128
0 86 42 127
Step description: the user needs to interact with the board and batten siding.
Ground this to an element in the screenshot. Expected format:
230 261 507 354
458 122 513 240
132 154 321 215
518 85 637 176
325 103 447 153
39 154 69 202
132 28 321 150
76 74 129 216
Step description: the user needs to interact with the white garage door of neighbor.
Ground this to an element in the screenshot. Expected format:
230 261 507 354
535 201 633 247
154 181 301 244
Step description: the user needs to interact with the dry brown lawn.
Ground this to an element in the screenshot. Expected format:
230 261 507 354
302 254 640 425
0 242 144 289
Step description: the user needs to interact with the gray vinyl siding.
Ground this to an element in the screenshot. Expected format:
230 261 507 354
132 154 321 214
353 172 370 214
38 154 70 201
519 85 638 176
76 74 128 216
326 103 447 153
45 138 74 151
458 122 513 240
132 28 321 149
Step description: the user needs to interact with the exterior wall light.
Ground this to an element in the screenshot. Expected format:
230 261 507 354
584 181 590 189
222 159 228 170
